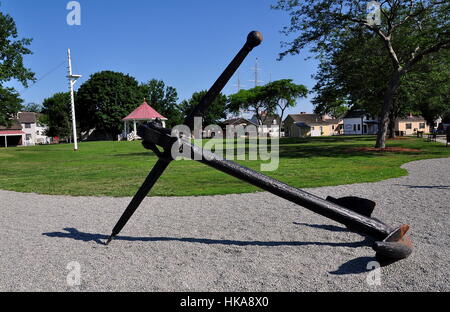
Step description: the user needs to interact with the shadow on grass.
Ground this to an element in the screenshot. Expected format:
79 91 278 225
43 227 372 249
112 152 155 157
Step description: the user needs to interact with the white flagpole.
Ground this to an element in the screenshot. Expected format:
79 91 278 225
67 49 82 151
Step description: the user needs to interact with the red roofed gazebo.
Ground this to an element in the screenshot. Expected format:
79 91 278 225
122 100 167 140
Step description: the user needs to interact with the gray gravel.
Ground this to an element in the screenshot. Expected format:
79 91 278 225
0 157 449 292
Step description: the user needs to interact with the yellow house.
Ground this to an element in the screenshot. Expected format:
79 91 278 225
284 113 342 137
395 116 430 136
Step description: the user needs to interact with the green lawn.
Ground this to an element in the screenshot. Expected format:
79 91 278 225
0 136 448 197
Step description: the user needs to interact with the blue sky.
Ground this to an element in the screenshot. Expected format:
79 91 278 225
2 0 319 115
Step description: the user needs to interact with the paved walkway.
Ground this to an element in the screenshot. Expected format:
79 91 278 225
0 158 449 291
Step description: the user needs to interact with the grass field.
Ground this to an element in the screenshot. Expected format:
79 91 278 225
0 136 448 197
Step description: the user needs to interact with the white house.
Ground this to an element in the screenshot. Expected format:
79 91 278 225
343 110 379 135
0 112 51 147
250 113 282 138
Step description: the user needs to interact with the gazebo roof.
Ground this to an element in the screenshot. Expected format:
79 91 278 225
123 101 167 121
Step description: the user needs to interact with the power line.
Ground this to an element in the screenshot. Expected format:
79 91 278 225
18 60 66 95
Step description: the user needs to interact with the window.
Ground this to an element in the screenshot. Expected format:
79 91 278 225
406 123 412 130
26 134 32 140
353 125 356 131
25 123 31 129
357 124 361 131
419 123 426 129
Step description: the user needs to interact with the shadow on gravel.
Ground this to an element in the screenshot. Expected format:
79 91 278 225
293 222 348 232
329 256 376 275
401 185 450 189
43 227 372 249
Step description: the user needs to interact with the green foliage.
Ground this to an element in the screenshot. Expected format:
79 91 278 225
180 90 227 125
140 79 182 127
0 7 35 125
273 0 450 147
22 102 42 113
76 71 144 138
227 86 272 124
402 49 450 125
0 86 22 126
228 80 307 127
263 79 308 130
41 92 72 138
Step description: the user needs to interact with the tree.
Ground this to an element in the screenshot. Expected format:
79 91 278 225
22 102 42 113
140 79 183 127
227 86 276 125
41 92 72 139
312 29 408 137
263 79 308 136
76 71 144 138
0 87 22 126
180 90 227 126
403 49 450 128
0 7 35 126
273 0 450 148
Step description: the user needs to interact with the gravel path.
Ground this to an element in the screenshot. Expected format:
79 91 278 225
0 157 449 292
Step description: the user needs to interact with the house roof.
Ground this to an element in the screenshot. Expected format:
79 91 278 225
288 114 340 126
0 130 25 135
222 118 257 126
18 112 37 123
260 116 282 126
123 101 167 121
397 115 426 122
343 110 368 119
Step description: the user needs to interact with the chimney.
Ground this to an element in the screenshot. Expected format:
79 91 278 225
300 112 307 115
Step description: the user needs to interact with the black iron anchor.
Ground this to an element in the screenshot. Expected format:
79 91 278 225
105 31 412 262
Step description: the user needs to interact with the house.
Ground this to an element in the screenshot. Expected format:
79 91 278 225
284 113 342 138
250 113 282 137
395 115 430 136
221 118 257 138
0 119 25 148
0 112 50 147
343 110 379 135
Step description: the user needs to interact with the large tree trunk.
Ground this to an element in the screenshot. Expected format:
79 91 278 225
388 111 396 139
375 71 402 148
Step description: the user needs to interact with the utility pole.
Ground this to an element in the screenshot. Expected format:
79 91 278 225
67 49 82 151
232 71 245 93
249 57 263 87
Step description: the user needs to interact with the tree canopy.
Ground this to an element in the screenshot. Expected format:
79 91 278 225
140 79 182 127
0 7 35 126
41 92 72 139
273 0 450 147
227 80 307 128
76 71 144 138
180 90 227 126
263 79 308 134
227 86 274 125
